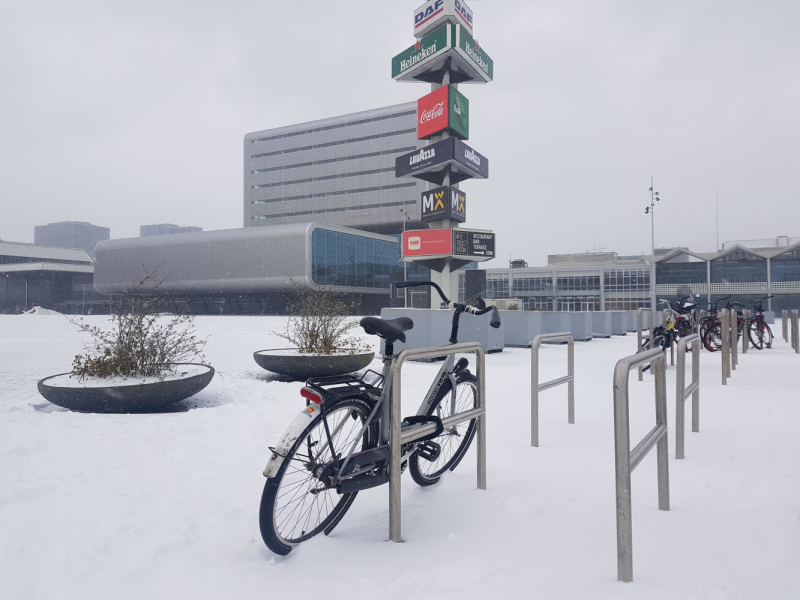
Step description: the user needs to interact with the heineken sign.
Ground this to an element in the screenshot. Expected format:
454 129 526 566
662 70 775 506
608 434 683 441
418 85 469 140
392 25 450 80
421 186 466 223
392 24 492 84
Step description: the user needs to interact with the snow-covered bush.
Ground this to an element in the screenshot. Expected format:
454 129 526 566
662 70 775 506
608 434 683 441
70 274 207 380
275 287 369 355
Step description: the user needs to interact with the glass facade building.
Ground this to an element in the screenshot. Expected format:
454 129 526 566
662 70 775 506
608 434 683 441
311 228 400 289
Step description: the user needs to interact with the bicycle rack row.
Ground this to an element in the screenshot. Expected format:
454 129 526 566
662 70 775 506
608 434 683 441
530 333 574 447
613 347 670 583
389 342 486 543
675 333 701 460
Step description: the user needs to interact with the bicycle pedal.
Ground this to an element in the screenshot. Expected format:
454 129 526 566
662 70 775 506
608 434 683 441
417 440 441 462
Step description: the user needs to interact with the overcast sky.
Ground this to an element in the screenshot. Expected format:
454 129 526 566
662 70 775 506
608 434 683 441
1 1 798 265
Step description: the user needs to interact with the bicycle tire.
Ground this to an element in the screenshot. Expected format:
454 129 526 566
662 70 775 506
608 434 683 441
703 322 722 352
409 373 478 487
748 318 773 350
259 396 378 555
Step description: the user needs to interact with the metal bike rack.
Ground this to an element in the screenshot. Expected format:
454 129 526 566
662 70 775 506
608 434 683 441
389 342 486 543
742 309 750 354
637 308 655 381
675 333 700 459
731 309 738 370
721 309 731 385
782 310 788 343
793 310 799 354
613 347 669 583
530 332 575 447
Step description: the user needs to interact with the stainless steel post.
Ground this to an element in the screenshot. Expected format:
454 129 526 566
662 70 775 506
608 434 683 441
794 310 799 354
782 310 788 343
531 332 575 447
721 309 729 385
670 338 675 366
637 308 644 381
675 334 700 459
613 347 669 583
731 309 738 370
742 309 749 354
389 342 486 543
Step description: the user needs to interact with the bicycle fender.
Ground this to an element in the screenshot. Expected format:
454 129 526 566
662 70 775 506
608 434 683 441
263 404 321 478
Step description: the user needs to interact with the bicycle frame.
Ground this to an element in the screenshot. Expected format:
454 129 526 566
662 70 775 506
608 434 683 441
335 348 461 481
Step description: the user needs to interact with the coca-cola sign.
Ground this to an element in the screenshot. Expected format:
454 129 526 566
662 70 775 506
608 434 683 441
417 86 449 139
417 85 469 140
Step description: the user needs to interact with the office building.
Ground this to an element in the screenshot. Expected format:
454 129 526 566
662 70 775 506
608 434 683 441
140 224 203 237
244 103 425 234
94 223 402 314
470 238 800 313
0 240 101 313
33 221 109 259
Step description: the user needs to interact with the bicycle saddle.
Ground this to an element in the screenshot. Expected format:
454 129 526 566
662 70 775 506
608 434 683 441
359 317 414 344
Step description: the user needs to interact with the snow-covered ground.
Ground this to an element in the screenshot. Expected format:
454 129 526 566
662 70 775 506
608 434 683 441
1 314 799 599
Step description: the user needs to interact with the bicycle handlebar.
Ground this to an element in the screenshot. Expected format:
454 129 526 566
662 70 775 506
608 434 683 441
394 281 501 344
395 280 449 305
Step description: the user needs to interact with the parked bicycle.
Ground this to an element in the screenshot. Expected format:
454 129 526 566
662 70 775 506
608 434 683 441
258 281 500 555
746 296 774 350
697 296 730 345
703 301 745 352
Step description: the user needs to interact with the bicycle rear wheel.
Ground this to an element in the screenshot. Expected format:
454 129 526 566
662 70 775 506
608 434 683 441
409 373 478 487
259 396 377 555
703 322 722 352
748 318 773 350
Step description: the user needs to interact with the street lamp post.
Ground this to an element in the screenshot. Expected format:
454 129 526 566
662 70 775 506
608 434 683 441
645 178 660 310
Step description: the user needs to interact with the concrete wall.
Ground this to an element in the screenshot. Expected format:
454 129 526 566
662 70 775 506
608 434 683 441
379 307 504 354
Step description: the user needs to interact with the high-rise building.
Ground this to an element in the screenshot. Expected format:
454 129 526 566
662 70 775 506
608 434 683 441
244 102 425 234
140 224 203 237
33 221 109 259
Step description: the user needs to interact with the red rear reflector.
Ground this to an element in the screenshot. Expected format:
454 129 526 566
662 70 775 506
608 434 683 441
300 388 322 404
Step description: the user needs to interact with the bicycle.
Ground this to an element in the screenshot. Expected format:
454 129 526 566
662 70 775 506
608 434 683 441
697 296 730 347
702 301 745 352
258 281 501 555
746 296 774 350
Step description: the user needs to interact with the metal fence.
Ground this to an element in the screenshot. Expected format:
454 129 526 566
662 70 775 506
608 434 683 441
675 333 701 459
613 347 670 583
530 332 575 447
389 342 487 543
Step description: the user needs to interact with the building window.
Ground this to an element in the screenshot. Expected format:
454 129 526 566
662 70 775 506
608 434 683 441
311 229 400 289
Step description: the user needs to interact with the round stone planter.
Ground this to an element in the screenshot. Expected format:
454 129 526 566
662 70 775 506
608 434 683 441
253 349 375 379
37 363 215 413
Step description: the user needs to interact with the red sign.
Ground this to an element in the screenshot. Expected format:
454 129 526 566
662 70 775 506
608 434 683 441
417 86 449 140
402 229 452 257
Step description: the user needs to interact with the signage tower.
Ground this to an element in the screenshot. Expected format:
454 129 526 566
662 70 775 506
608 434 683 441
392 0 495 306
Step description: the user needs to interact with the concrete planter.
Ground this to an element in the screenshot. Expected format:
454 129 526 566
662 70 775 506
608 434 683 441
501 310 544 347
379 308 504 354
253 349 374 379
592 312 613 338
609 311 627 335
37 363 215 413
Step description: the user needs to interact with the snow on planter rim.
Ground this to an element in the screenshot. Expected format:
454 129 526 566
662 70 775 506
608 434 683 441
42 364 212 388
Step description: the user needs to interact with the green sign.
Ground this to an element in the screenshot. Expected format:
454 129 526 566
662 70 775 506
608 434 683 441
456 26 493 81
449 85 469 139
391 25 450 79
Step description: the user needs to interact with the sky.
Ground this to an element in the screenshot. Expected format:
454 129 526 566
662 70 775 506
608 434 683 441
1 0 798 266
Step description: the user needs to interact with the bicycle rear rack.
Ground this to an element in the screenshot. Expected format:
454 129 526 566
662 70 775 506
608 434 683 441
530 332 575 447
613 347 669 583
388 342 486 543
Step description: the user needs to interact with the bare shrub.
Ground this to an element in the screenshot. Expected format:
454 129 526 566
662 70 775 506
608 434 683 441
69 272 208 380
275 286 370 355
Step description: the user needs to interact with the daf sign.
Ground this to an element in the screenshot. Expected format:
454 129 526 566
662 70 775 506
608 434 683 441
413 0 474 39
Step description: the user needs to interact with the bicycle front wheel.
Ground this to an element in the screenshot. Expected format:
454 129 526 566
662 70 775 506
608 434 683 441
703 322 722 352
259 396 377 555
409 373 478 487
749 318 773 350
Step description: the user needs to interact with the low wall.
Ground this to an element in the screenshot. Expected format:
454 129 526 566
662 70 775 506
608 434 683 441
379 308 504 354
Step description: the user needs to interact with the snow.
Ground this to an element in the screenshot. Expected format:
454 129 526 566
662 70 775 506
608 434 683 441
1 314 799 599
21 306 61 316
43 364 211 388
